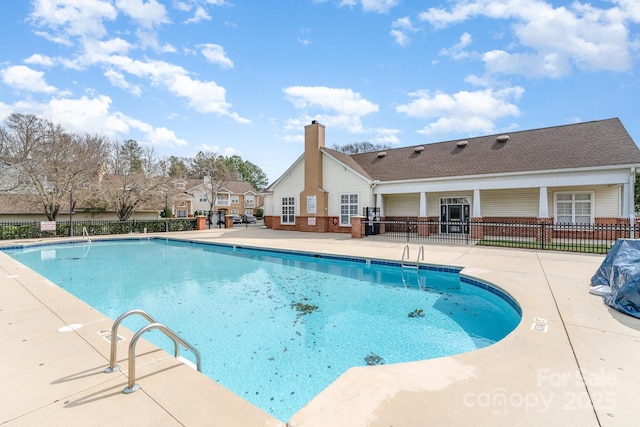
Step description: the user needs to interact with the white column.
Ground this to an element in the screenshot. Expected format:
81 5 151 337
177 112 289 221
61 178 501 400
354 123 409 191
376 193 384 217
538 186 549 217
419 192 427 217
473 189 481 217
622 183 630 217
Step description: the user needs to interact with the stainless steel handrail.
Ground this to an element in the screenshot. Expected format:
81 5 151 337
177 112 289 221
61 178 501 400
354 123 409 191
82 227 91 243
401 244 410 267
123 322 202 394
105 309 166 373
416 245 424 266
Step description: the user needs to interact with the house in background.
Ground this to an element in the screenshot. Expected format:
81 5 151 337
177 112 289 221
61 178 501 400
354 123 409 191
263 119 640 235
177 179 261 220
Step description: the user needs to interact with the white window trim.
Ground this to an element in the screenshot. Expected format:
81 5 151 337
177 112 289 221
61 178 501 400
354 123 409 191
553 191 595 224
281 196 295 225
216 193 231 206
340 193 359 226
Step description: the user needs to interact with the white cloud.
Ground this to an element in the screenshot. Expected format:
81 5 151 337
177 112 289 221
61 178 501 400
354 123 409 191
148 127 188 147
174 1 192 12
419 0 637 77
285 86 378 116
184 6 211 24
84 38 134 58
30 0 117 39
41 95 131 136
372 128 400 144
284 86 379 134
104 69 142 96
616 0 640 22
199 44 234 68
482 50 572 78
339 0 398 14
396 87 524 137
0 65 57 94
390 17 416 46
10 94 188 149
64 48 247 122
439 32 473 60
24 54 55 67
115 0 169 29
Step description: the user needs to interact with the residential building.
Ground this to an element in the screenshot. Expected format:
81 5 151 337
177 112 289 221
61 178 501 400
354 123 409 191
263 119 640 234
177 179 261 221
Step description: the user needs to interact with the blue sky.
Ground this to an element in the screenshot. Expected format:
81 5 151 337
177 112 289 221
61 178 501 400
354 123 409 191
1 0 639 183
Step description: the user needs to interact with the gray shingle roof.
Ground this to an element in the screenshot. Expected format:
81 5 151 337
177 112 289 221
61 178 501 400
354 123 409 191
346 118 640 182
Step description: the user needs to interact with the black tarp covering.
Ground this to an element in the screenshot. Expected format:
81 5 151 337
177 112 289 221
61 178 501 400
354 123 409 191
591 239 640 318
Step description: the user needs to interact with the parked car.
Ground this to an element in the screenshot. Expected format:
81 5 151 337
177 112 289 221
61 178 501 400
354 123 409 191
242 214 257 224
231 214 242 224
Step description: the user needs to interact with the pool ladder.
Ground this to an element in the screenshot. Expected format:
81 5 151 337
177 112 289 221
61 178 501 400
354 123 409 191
82 227 91 244
105 309 202 394
401 244 424 269
401 245 425 289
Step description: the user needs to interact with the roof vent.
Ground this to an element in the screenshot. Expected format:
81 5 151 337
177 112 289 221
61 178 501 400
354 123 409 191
311 120 318 124
496 135 509 143
456 140 468 147
377 151 387 158
414 146 424 153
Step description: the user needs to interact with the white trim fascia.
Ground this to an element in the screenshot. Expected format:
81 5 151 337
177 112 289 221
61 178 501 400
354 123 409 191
321 149 373 185
265 153 304 191
377 164 640 187
375 165 638 194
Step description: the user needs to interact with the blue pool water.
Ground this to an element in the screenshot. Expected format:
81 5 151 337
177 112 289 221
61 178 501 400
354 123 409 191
4 238 520 421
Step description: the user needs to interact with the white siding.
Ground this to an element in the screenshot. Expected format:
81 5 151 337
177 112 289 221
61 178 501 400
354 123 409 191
271 160 305 216
263 193 273 215
323 155 371 217
481 188 539 217
384 193 420 216
380 186 622 219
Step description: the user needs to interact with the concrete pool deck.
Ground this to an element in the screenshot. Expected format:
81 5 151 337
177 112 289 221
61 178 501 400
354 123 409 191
1 227 639 426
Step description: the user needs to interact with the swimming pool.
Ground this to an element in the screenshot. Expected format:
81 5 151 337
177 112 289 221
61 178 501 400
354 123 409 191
4 238 521 421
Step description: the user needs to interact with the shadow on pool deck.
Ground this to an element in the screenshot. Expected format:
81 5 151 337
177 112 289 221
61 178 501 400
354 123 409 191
1 227 639 426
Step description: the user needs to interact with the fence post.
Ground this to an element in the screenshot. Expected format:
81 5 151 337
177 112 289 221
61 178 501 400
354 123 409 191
466 217 470 244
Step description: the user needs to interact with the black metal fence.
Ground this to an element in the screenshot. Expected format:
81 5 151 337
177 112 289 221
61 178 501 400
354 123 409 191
0 218 198 240
363 219 637 254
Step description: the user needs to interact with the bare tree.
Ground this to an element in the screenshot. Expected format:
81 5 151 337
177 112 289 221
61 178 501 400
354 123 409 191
331 141 390 154
2 113 109 220
0 126 23 193
191 151 237 223
98 139 175 221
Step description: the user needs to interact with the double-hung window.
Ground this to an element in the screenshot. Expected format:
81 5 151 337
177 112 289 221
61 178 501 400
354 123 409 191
555 192 593 224
340 193 359 226
282 197 295 224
